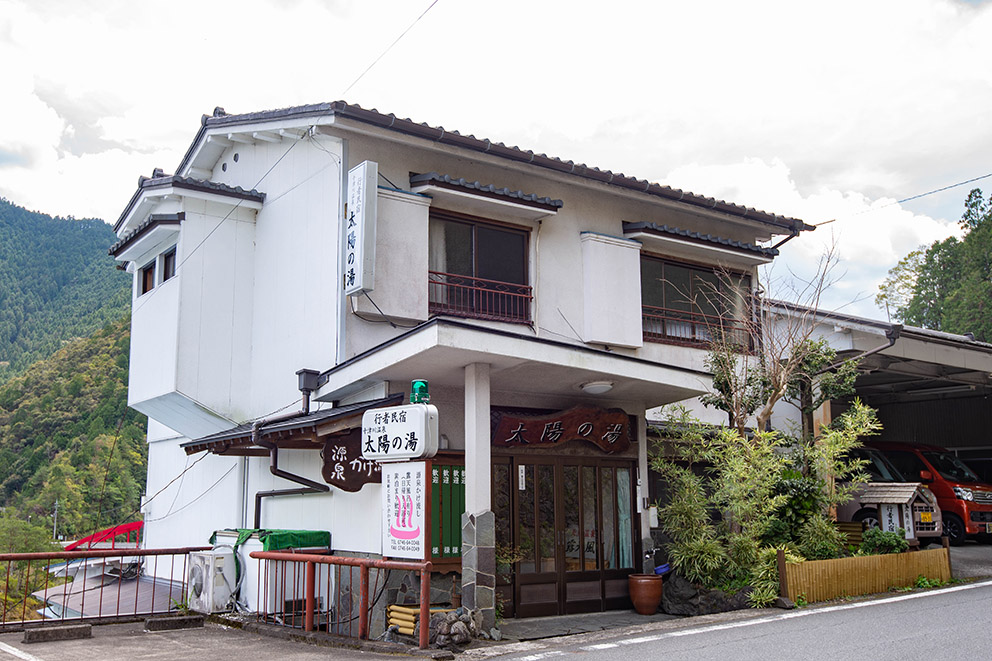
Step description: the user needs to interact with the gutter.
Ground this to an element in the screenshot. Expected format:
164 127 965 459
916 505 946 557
819 324 902 374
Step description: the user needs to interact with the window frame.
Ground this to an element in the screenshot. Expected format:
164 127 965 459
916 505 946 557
428 210 530 284
639 253 753 348
161 247 177 282
427 210 532 324
139 261 156 295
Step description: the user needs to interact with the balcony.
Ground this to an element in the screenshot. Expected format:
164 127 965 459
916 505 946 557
642 305 752 350
428 271 532 324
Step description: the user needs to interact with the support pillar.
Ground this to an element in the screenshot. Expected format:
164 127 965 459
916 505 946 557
637 412 654 572
462 363 496 631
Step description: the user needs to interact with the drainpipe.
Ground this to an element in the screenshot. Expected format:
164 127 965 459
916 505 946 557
770 228 802 251
251 369 329 529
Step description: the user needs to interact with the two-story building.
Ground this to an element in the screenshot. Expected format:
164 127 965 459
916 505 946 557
110 101 812 626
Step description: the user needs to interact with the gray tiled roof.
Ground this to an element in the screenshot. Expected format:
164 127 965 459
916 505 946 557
410 172 564 209
623 221 780 256
114 171 266 232
109 213 182 257
181 393 403 454
175 102 813 234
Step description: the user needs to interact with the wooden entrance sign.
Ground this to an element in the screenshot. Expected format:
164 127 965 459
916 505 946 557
321 429 382 491
492 405 631 453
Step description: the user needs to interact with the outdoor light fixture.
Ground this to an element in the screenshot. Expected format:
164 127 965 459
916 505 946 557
580 380 614 395
411 378 430 403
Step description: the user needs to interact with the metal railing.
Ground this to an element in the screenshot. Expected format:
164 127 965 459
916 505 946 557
249 550 432 649
0 547 208 630
428 271 532 324
642 305 753 349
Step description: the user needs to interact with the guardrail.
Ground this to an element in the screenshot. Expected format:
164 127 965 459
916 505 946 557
642 304 752 349
0 547 209 630
249 550 432 649
428 271 532 324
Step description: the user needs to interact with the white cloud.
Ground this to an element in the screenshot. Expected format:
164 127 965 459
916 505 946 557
1 0 990 320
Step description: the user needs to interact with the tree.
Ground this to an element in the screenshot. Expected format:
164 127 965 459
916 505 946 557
699 243 858 437
875 248 925 322
878 188 992 341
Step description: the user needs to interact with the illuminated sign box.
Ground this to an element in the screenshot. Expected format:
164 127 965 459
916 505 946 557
361 403 439 462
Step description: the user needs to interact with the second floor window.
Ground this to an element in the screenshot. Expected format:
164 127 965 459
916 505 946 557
162 248 177 282
428 214 531 323
640 256 752 348
140 262 156 295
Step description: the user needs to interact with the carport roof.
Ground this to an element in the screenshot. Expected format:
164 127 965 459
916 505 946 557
767 300 992 403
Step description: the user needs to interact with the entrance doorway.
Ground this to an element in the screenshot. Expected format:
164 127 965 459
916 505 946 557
493 457 639 617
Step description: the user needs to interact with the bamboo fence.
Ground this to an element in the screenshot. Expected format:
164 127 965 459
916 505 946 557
778 547 951 603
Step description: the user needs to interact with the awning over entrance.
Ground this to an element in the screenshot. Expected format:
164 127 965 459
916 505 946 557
181 394 404 456
314 318 710 407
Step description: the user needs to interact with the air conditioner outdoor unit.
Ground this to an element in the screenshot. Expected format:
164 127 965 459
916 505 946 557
187 549 235 614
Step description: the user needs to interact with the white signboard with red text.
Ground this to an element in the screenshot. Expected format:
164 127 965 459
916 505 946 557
382 462 427 559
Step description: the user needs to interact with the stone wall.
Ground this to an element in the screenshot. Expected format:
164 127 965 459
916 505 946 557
460 510 496 631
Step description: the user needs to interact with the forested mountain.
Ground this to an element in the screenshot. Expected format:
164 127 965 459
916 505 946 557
877 188 992 342
0 316 146 539
0 198 130 384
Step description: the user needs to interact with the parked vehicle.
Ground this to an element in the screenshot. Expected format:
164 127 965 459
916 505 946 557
868 441 992 545
836 447 942 545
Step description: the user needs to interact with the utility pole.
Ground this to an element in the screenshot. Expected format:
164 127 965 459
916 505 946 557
53 499 58 540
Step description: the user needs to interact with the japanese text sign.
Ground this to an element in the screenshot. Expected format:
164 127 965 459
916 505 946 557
361 403 439 462
320 429 381 492
492 405 631 453
344 160 377 296
382 462 427 559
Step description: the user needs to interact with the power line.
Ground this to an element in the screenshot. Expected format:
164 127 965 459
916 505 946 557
340 0 441 97
131 1 442 315
814 171 992 227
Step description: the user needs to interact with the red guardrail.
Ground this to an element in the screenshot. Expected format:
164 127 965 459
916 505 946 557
0 547 209 630
249 550 432 649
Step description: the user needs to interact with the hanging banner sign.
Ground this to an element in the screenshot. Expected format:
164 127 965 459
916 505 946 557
361 403 439 462
343 160 377 296
382 462 427 559
492 405 631 453
320 429 381 492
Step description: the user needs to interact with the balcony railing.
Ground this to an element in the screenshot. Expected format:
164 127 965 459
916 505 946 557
428 271 532 324
642 305 752 350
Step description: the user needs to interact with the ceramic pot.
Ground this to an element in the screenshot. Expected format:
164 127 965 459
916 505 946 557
628 573 664 615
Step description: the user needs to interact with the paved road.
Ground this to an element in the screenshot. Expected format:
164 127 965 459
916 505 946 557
472 579 992 661
0 621 379 661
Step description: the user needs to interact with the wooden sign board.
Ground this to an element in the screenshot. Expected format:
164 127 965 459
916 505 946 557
492 405 631 453
321 429 381 492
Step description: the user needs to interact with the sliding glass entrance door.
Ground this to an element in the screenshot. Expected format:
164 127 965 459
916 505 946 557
493 457 638 618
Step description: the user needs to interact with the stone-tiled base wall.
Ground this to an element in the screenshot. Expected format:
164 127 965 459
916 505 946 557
460 510 496 631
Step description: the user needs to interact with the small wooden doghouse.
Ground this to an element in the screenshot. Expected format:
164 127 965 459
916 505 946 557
858 483 942 543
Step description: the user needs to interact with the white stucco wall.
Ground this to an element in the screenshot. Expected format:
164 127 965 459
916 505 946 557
580 232 644 348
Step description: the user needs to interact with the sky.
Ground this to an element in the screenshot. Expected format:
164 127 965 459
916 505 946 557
1 0 990 319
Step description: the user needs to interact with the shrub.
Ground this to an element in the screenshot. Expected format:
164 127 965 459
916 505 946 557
797 514 847 560
859 527 908 555
748 545 804 608
773 469 824 531
668 535 729 586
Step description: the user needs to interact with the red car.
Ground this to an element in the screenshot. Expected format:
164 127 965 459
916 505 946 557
868 441 992 545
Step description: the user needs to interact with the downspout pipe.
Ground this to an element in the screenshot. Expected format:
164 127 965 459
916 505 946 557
770 228 802 251
250 389 330 529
